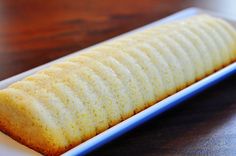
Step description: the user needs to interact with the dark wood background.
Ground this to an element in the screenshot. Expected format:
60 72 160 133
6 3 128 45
0 0 236 155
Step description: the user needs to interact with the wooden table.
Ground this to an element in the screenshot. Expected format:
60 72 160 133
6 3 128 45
0 0 236 155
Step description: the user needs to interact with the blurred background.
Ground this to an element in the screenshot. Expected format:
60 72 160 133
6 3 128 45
1 1 236 155
0 0 236 80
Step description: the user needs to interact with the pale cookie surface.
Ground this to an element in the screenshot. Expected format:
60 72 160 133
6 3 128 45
0 14 236 155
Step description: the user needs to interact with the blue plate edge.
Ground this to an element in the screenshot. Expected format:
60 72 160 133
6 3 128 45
61 7 236 156
65 62 236 156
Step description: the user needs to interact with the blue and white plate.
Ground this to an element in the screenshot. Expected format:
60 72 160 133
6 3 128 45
0 7 236 156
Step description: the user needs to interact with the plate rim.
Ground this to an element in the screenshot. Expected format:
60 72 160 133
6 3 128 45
0 7 235 156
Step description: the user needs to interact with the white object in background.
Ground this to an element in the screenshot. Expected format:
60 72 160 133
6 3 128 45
0 7 236 156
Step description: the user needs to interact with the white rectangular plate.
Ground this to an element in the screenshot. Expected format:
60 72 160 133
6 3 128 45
0 7 236 156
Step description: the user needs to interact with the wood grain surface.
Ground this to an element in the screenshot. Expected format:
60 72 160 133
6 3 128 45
0 0 236 155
